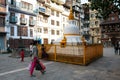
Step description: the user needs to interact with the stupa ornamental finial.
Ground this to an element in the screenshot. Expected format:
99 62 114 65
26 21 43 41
68 6 74 20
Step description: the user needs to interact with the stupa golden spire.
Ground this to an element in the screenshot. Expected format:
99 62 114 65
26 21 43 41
68 6 74 20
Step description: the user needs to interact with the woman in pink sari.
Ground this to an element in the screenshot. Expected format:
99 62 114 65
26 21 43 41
29 41 38 77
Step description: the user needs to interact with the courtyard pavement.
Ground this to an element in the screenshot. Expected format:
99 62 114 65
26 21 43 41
0 47 120 80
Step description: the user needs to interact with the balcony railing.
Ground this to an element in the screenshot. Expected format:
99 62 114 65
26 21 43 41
29 20 35 26
20 18 27 25
39 6 46 13
9 16 18 23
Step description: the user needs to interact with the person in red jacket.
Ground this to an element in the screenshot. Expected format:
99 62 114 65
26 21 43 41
20 49 25 62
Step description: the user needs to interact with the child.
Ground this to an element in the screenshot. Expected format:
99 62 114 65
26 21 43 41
20 49 25 62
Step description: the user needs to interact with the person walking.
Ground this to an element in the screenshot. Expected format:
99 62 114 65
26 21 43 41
41 44 48 59
20 49 24 62
29 41 46 77
29 41 38 77
114 41 119 55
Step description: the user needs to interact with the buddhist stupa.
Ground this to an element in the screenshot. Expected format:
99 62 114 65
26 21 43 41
54 6 86 45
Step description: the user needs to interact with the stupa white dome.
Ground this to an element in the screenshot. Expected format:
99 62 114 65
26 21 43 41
53 6 89 45
64 21 80 35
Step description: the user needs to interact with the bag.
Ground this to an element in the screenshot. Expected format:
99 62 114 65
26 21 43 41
35 60 42 70
39 62 46 70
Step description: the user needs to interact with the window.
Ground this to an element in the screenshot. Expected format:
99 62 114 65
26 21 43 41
56 30 59 35
51 20 54 25
22 27 28 36
21 1 33 10
43 27 48 34
43 16 48 23
37 28 42 33
95 21 98 26
10 27 14 36
30 29 33 37
38 15 43 21
90 21 94 27
56 21 59 26
56 11 59 17
18 26 28 36
51 10 54 15
111 17 115 20
51 30 55 35
0 17 5 26
91 14 94 18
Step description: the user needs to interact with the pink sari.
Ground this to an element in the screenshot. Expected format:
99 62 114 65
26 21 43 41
29 57 37 76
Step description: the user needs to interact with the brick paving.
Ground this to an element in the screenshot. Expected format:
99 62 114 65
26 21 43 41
0 47 120 80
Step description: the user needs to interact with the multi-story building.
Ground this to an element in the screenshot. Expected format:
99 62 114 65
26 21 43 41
89 9 101 44
35 0 51 44
82 3 90 41
86 1 101 44
100 12 120 47
7 0 36 48
0 0 7 51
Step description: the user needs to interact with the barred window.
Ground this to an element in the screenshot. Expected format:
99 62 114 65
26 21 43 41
10 27 14 36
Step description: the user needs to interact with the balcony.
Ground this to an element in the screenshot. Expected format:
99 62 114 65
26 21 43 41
9 16 18 23
38 6 46 14
44 0 50 7
29 20 35 26
20 18 27 25
44 9 50 17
